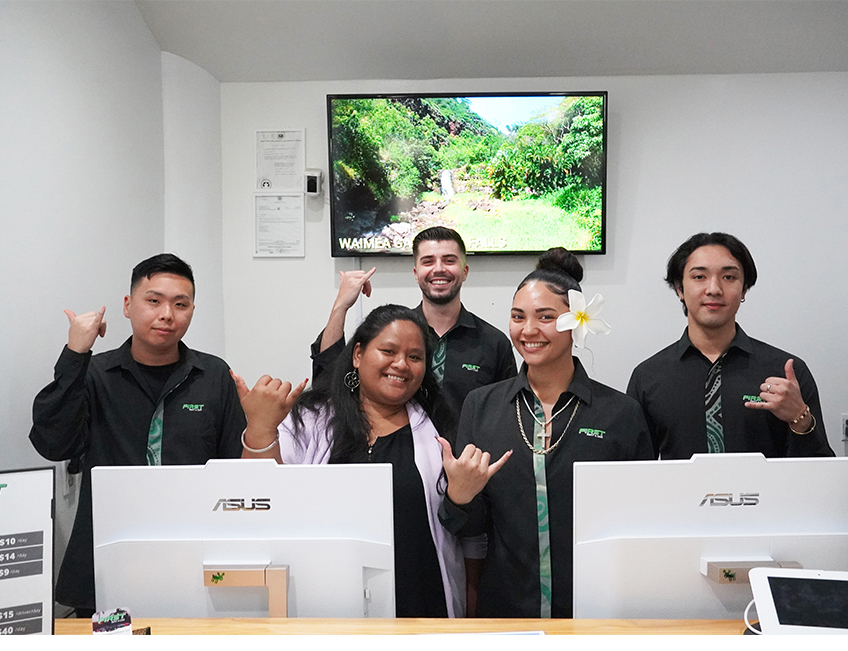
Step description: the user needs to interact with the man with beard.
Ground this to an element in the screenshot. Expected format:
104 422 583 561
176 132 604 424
312 226 516 419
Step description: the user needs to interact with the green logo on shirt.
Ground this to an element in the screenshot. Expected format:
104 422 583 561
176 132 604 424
579 428 605 439
461 364 480 372
182 404 204 412
0 483 7 493
742 395 763 403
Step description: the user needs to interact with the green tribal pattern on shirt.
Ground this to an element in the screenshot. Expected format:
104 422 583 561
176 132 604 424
146 401 164 466
705 355 725 454
432 338 447 385
528 393 553 618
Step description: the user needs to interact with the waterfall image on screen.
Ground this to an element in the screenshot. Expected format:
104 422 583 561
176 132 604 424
327 92 607 257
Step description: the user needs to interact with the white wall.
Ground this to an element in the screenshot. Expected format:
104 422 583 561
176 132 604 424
0 8 228 473
0 0 166 595
161 51 226 357
0 1 165 469
222 73 848 454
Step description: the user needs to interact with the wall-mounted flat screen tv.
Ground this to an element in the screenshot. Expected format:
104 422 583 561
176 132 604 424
327 92 607 257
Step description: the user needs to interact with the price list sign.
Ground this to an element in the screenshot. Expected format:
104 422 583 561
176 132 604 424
0 468 54 635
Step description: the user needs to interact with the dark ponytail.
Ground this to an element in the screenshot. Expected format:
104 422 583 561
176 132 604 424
515 247 583 305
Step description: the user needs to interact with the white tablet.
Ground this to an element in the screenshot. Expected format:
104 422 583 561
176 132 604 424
749 566 848 635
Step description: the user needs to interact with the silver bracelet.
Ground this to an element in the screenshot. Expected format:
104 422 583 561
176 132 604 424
241 428 279 453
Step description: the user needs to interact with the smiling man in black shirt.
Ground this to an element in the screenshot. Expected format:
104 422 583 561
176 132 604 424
312 227 516 419
30 254 245 615
627 232 832 459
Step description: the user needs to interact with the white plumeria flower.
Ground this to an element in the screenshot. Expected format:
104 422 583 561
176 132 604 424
556 289 611 348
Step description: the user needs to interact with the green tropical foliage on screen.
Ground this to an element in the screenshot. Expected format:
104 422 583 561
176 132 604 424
330 95 604 250
488 96 604 199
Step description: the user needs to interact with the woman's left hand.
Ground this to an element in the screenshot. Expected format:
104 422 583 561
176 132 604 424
437 437 511 506
232 372 308 455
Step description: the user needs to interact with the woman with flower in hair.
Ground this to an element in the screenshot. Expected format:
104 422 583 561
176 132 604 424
438 248 654 618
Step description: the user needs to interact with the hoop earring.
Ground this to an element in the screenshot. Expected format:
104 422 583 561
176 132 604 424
344 370 360 391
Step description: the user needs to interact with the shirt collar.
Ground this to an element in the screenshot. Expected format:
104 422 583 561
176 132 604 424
107 337 200 371
504 357 594 406
675 324 753 360
414 302 475 334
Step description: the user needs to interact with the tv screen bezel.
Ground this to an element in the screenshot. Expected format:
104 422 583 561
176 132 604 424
326 91 608 258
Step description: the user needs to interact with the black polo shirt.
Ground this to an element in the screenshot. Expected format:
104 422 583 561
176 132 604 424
30 339 245 610
627 326 833 460
311 303 516 419
439 360 654 618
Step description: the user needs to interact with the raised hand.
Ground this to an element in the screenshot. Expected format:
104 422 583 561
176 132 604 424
334 267 377 312
745 359 810 429
437 437 512 506
64 306 106 354
232 372 308 456
320 267 378 352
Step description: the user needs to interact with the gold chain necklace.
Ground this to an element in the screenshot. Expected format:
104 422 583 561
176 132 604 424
516 393 580 456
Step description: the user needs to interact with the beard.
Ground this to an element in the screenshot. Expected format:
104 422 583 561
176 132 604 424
421 277 462 305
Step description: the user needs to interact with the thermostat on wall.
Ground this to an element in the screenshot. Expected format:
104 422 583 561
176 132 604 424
305 169 323 196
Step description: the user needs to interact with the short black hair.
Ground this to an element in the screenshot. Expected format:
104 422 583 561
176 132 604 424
130 253 195 296
412 226 466 263
665 232 757 315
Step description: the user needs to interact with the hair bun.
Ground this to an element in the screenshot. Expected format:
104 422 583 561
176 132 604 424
536 247 583 284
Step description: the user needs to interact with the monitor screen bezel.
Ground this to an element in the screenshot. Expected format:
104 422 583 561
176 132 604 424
326 90 608 258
